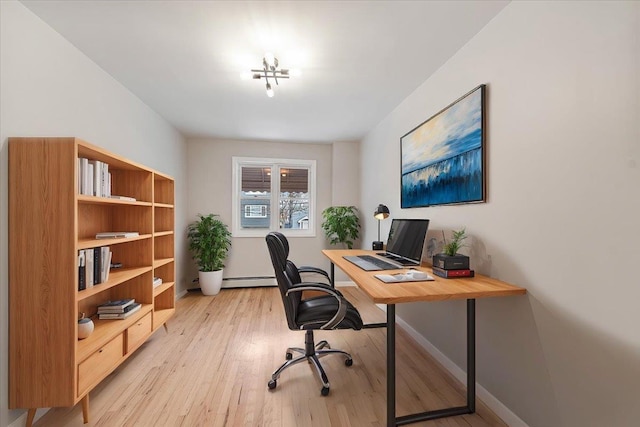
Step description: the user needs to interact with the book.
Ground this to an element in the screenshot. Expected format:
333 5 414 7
93 246 101 285
85 248 94 288
109 195 136 202
77 158 82 194
97 298 135 313
87 163 94 196
78 250 86 291
89 160 101 197
96 231 139 239
374 271 434 283
102 248 112 282
80 157 90 195
153 276 163 288
98 303 142 319
432 267 475 278
101 162 110 197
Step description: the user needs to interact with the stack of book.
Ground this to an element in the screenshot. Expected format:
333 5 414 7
97 298 141 320
153 276 163 288
432 266 475 278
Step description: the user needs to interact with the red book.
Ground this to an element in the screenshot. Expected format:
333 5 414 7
432 267 475 278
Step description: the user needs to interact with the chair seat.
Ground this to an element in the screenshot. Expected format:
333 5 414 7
296 296 363 330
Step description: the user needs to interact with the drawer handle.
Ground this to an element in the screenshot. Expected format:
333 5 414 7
99 349 104 353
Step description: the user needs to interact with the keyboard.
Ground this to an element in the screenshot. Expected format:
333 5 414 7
343 255 401 271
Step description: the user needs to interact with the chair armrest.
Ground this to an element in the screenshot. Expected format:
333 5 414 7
298 265 334 287
286 282 342 298
298 265 331 282
286 282 347 329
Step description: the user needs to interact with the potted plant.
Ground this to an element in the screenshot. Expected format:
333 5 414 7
187 214 232 295
433 228 470 270
321 206 361 249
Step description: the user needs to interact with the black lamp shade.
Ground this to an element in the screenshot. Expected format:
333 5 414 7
374 204 390 220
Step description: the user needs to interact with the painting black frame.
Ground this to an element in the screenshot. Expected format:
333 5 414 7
400 84 486 208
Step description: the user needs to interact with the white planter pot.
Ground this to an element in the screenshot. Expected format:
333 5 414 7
199 270 223 295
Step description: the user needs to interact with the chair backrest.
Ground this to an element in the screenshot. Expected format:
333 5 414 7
265 232 302 330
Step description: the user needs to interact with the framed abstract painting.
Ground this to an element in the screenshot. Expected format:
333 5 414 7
401 84 486 208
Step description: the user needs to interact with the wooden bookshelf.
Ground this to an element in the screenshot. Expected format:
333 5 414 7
8 137 176 426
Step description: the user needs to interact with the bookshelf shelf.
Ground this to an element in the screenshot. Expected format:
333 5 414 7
78 194 153 207
155 202 174 208
76 266 153 301
154 280 175 297
9 137 175 427
154 257 174 268
77 234 153 250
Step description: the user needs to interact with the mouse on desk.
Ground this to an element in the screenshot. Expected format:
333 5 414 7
405 270 429 280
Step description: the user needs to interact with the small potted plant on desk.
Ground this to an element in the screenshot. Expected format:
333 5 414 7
432 228 474 278
187 214 232 295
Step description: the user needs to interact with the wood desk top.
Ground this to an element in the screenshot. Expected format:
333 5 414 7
323 249 527 305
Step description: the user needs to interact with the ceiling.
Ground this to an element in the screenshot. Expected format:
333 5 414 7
21 1 509 143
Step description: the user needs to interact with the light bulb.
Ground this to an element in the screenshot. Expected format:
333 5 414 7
266 82 274 97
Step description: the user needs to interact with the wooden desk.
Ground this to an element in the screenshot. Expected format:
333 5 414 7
323 249 526 427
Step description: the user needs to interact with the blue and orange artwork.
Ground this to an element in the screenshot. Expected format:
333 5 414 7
401 85 485 208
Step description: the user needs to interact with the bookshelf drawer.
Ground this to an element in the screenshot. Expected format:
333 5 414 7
78 333 124 396
127 312 152 353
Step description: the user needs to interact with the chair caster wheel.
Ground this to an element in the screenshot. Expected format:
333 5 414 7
285 352 293 360
321 386 330 396
268 380 277 390
345 358 353 367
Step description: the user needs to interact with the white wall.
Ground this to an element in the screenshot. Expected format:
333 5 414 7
187 139 359 285
0 2 188 426
331 141 361 207
361 2 640 426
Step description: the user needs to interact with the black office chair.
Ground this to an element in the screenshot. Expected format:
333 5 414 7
275 231 333 285
265 232 363 396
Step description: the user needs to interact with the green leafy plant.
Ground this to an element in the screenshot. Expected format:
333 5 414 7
443 228 467 256
321 206 361 249
187 214 232 271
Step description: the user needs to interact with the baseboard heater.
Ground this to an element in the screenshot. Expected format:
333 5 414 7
222 276 276 288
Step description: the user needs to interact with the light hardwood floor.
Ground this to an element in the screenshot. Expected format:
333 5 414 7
35 286 508 426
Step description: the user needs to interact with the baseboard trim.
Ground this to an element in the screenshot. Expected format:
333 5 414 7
394 315 529 427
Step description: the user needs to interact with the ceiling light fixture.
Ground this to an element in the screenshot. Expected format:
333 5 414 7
250 52 296 97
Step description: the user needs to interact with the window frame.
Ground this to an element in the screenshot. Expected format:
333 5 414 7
232 156 316 238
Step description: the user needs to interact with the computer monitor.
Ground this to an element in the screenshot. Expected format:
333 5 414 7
384 219 430 264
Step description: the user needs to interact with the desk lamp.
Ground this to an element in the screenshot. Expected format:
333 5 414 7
372 204 390 250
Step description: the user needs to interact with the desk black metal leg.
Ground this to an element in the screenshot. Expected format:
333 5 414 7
330 262 335 287
467 298 476 412
387 304 396 427
393 299 477 426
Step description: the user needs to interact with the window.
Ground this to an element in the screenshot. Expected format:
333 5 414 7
232 157 316 237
